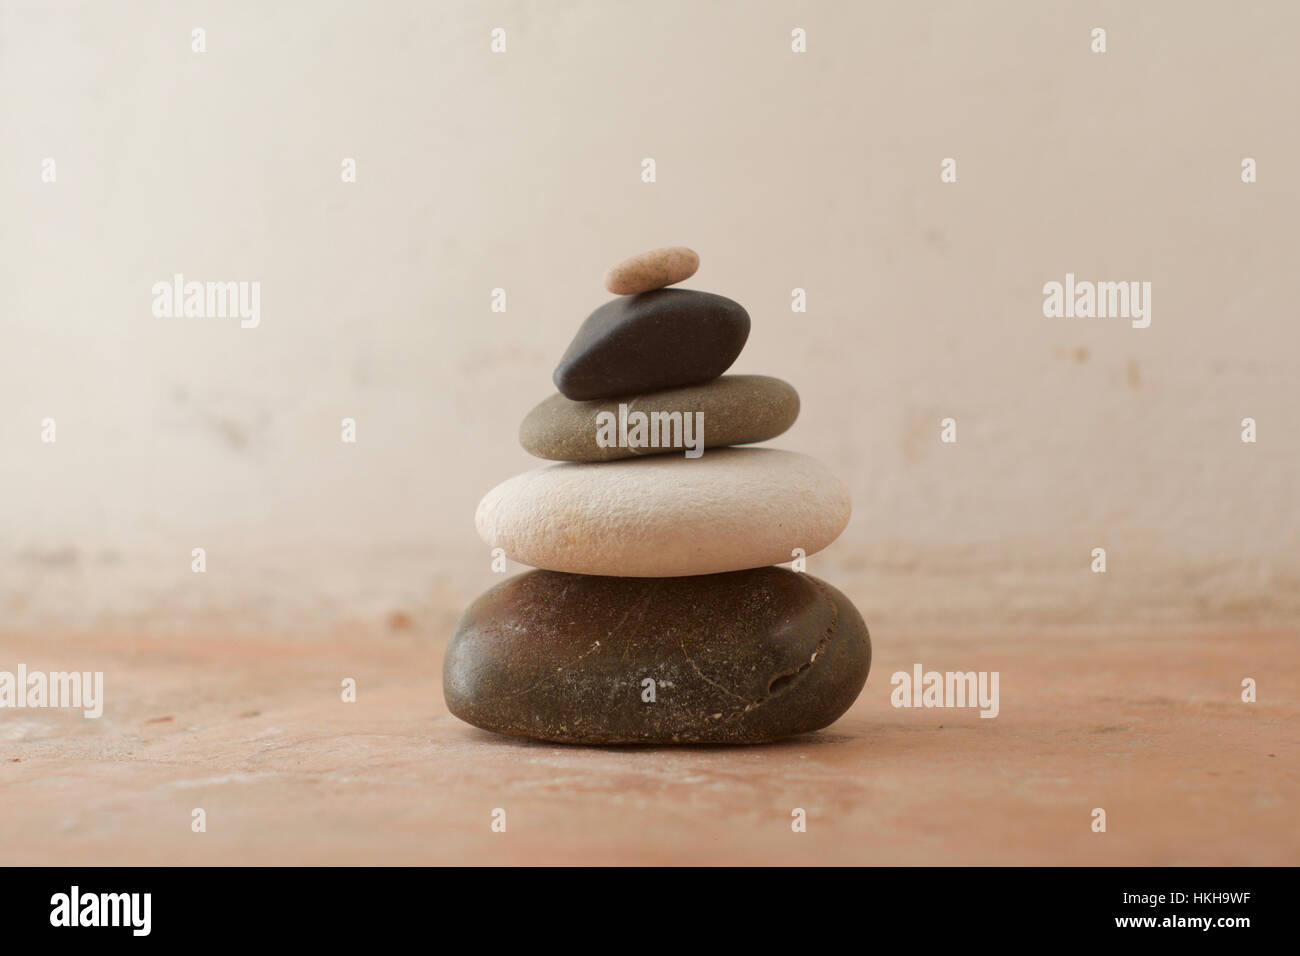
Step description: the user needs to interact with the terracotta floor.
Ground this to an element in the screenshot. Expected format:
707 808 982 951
2 625 1295 866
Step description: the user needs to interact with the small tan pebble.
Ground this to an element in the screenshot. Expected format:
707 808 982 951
604 246 699 295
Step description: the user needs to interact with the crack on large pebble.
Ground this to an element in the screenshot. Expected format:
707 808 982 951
714 579 841 725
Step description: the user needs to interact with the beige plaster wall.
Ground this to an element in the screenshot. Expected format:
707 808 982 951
3 0 1297 632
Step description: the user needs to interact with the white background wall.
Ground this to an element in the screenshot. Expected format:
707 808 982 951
3 0 1298 633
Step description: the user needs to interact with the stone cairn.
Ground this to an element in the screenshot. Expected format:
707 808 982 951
444 247 871 744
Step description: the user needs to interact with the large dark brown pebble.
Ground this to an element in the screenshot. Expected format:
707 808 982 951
443 568 870 745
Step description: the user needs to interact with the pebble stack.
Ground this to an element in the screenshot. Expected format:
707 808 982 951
444 246 871 744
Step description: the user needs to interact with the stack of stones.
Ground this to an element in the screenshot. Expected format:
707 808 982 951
444 247 871 744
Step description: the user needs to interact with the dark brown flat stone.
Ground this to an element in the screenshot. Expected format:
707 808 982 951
552 289 750 401
443 568 871 745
